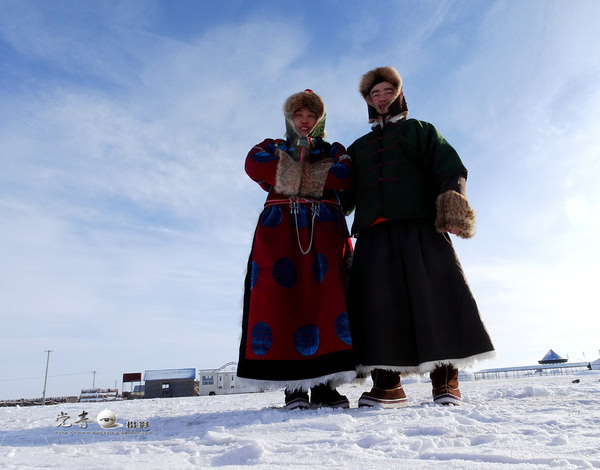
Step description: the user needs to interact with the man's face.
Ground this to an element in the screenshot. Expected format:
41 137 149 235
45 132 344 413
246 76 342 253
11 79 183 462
293 107 318 136
369 81 395 114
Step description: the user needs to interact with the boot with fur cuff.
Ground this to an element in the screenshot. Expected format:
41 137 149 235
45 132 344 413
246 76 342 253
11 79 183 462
430 364 462 406
358 369 408 408
284 388 310 410
310 384 350 409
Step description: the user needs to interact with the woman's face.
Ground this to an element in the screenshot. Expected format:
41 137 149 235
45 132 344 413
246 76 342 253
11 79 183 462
292 107 318 136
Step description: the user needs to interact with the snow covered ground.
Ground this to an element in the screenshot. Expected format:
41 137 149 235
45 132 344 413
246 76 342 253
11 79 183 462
2 372 599 469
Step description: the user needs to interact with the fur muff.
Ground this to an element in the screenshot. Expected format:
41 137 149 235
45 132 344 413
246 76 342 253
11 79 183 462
435 190 476 239
359 66 402 100
274 149 302 195
283 90 325 122
299 158 334 198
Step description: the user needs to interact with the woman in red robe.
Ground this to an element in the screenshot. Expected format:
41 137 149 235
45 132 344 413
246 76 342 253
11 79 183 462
237 90 355 409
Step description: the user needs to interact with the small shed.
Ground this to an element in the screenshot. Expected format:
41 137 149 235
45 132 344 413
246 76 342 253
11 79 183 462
143 368 197 399
538 349 568 364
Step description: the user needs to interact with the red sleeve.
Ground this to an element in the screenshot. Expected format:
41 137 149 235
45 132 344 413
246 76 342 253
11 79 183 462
245 139 279 192
323 142 353 191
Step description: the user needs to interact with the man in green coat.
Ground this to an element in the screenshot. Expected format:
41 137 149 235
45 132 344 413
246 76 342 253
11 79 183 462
344 66 495 406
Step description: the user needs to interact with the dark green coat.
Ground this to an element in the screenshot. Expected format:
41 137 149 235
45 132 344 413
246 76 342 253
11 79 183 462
345 119 467 236
344 118 495 373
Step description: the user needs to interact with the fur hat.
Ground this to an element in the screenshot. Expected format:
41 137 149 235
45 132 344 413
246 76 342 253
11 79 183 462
359 66 402 101
283 89 326 139
283 89 325 121
359 66 408 125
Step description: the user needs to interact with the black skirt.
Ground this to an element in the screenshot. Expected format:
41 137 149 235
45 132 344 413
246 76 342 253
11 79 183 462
347 218 494 373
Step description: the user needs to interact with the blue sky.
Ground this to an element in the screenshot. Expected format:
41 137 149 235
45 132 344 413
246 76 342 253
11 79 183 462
1 0 599 400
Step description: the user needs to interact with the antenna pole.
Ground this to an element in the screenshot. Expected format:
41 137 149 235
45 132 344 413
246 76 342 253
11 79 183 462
42 350 53 406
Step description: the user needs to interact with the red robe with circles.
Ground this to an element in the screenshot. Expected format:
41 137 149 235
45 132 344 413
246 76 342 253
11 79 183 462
237 138 356 389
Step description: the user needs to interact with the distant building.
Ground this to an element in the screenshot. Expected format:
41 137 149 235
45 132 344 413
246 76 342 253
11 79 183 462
197 362 262 396
538 349 568 364
143 368 197 399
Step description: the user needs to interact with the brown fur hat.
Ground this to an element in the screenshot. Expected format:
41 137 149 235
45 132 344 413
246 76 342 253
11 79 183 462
359 66 408 124
359 66 402 103
283 89 325 121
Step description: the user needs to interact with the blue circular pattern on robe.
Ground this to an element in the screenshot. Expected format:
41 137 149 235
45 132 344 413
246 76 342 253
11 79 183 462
251 150 278 163
266 141 287 153
251 322 273 356
260 205 282 227
295 324 320 356
272 257 297 288
250 261 260 289
290 204 309 229
330 161 352 180
335 312 353 346
315 203 337 222
312 253 328 283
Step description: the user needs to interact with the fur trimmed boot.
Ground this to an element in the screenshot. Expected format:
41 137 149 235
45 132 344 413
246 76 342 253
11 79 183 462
430 365 462 405
358 369 408 408
310 384 350 409
284 389 310 410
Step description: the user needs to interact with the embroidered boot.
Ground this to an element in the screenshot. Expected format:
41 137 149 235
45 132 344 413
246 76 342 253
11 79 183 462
430 364 461 405
284 388 310 410
358 369 408 408
310 383 350 409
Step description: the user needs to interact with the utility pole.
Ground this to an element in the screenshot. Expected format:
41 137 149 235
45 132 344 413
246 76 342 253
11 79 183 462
42 350 53 406
92 371 96 388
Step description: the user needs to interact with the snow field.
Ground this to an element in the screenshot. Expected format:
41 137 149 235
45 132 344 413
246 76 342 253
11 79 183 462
1 373 599 469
